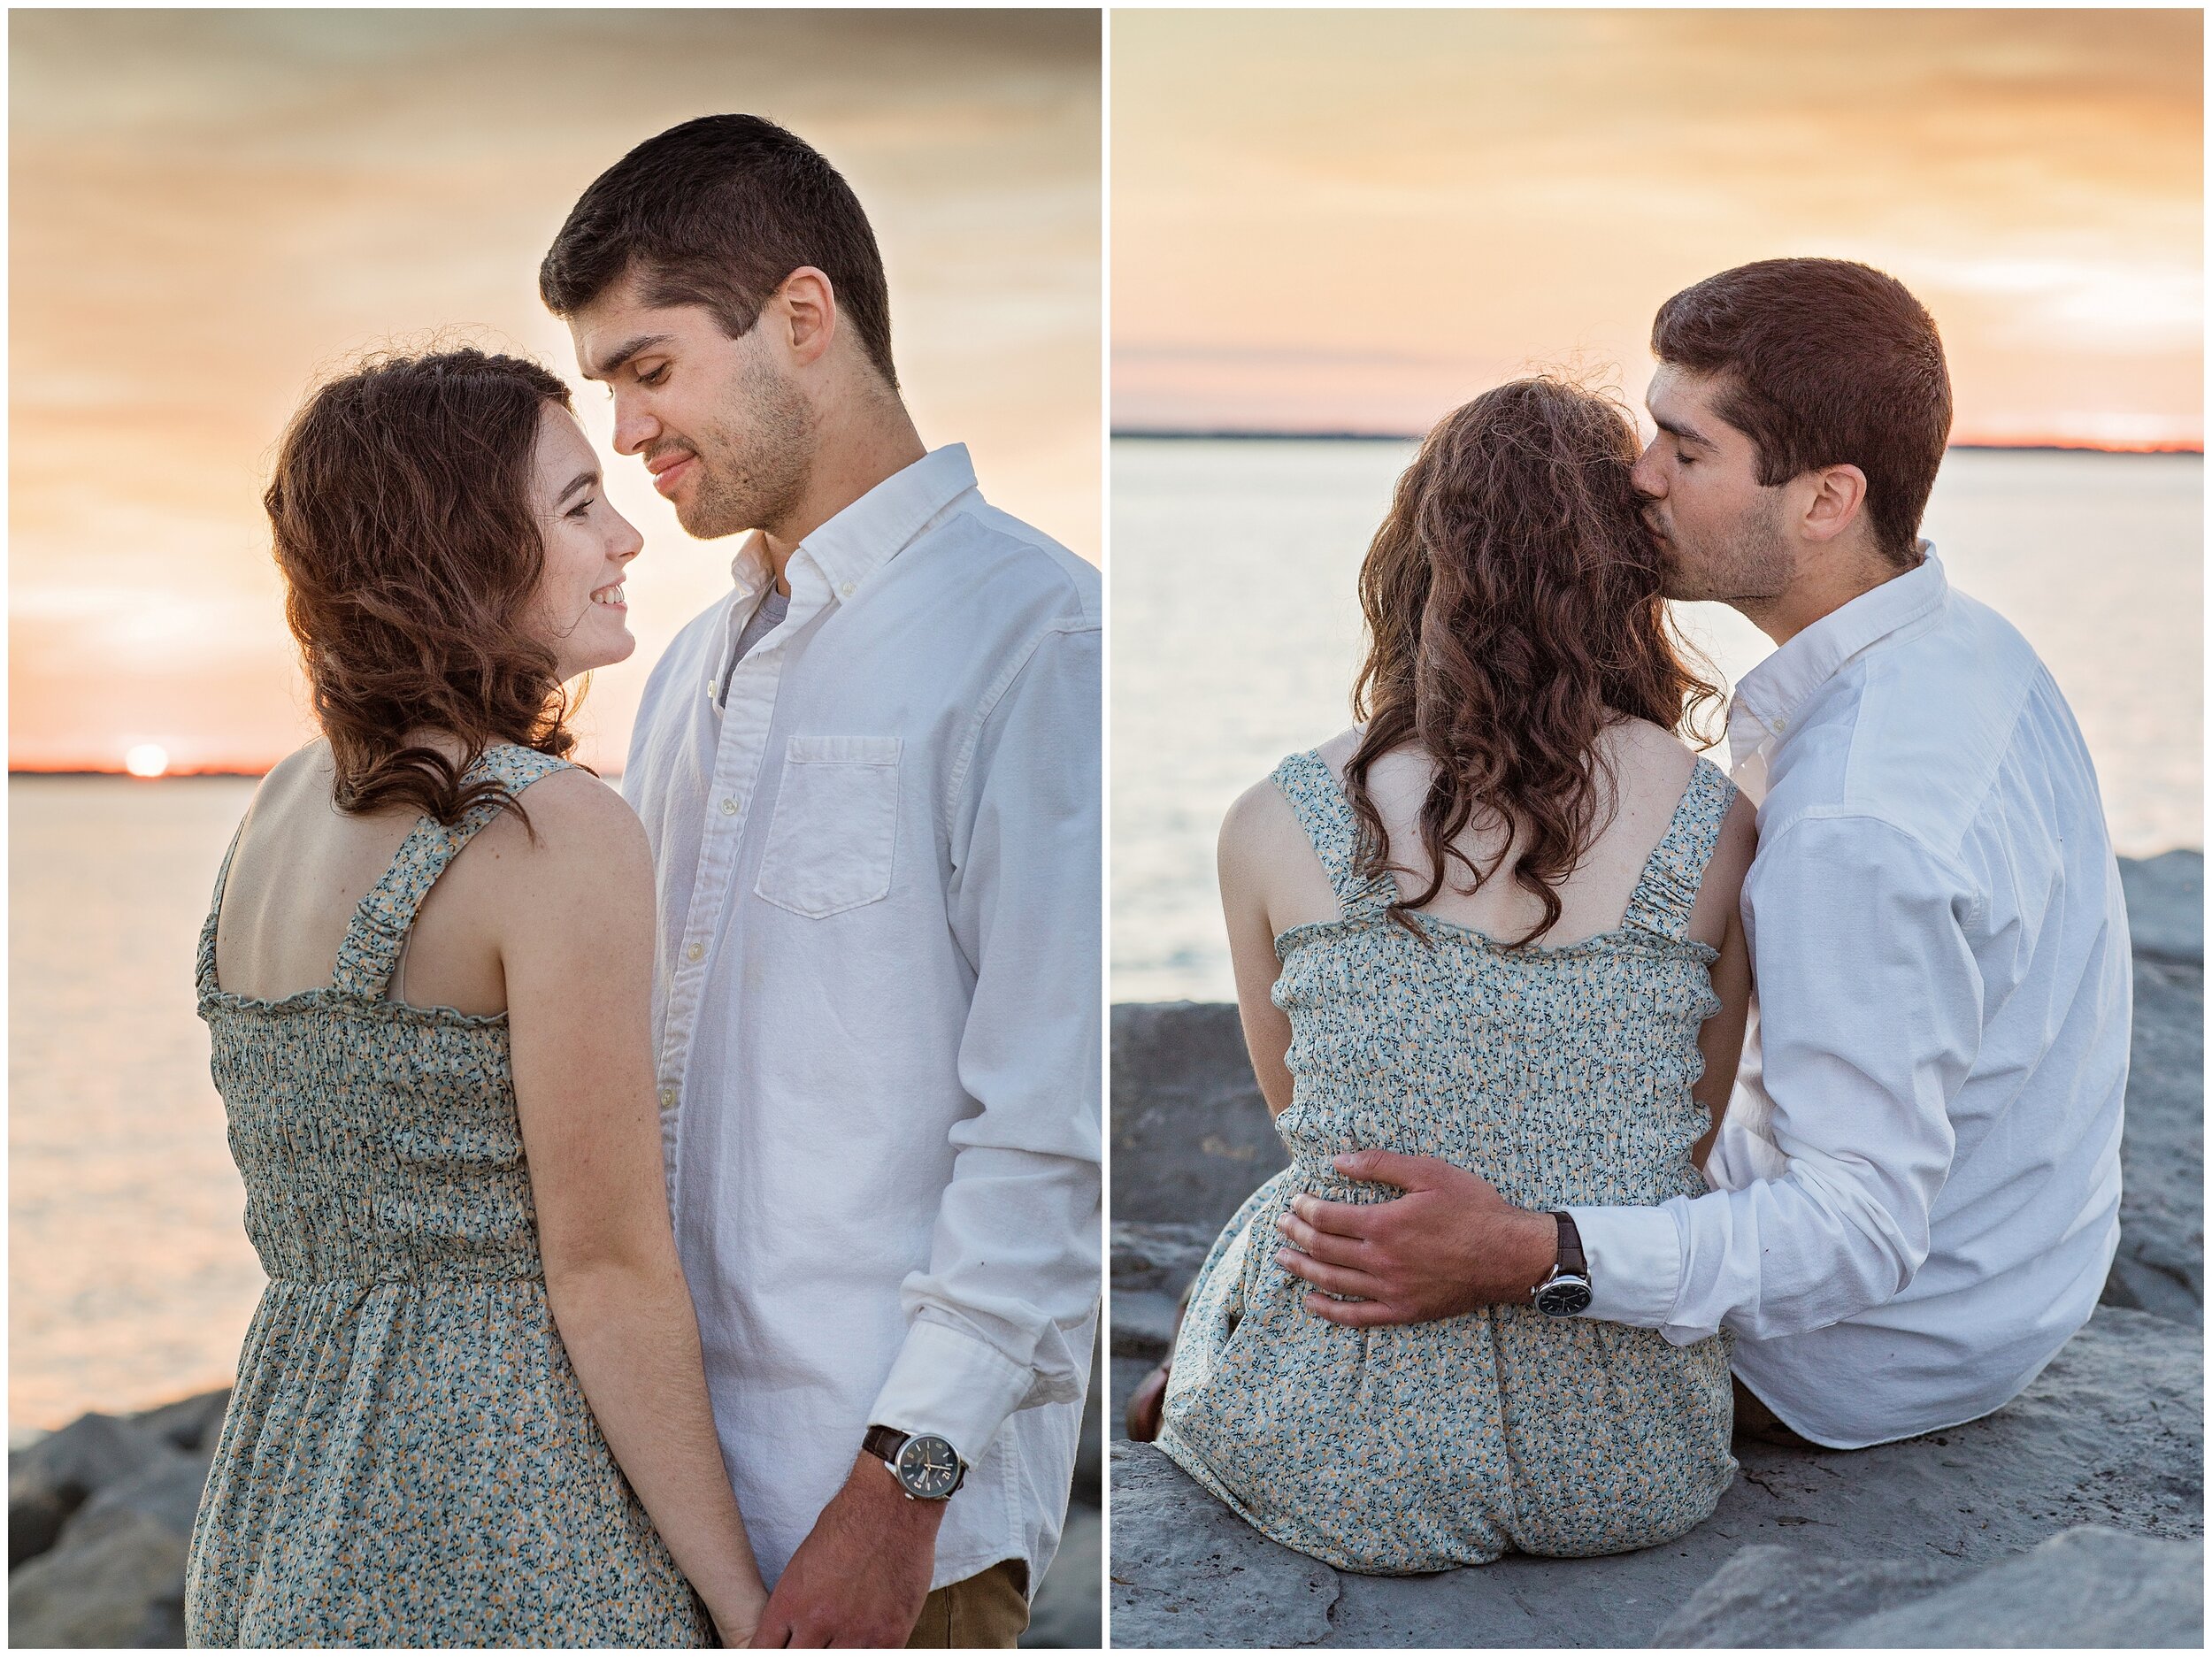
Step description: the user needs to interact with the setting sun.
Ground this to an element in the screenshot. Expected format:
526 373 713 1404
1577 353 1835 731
123 744 169 779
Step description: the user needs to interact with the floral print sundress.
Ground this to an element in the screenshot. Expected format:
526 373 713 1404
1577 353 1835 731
183 744 711 1647
1157 748 1740 1575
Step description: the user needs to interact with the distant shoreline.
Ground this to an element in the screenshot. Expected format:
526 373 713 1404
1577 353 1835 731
1110 431 2203 455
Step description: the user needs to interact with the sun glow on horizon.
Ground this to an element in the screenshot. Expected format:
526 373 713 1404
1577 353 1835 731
1113 10 2202 444
123 744 170 779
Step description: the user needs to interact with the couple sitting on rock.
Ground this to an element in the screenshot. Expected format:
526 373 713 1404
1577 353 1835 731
1126 258 2130 1575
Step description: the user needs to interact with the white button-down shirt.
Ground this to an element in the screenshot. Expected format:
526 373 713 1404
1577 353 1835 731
1571 549 2130 1449
622 445 1102 1592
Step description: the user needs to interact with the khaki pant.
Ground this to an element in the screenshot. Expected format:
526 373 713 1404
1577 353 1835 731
904 1559 1029 1649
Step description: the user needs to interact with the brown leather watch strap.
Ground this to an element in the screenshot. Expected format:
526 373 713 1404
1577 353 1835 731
863 1423 906 1463
1551 1211 1586 1277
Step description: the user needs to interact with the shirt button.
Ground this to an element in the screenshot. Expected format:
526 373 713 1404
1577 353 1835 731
687 941 704 963
840 581 856 597
722 797 739 816
658 1086 676 1111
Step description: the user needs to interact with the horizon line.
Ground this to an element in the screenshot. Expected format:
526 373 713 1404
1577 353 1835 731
1110 431 2205 455
8 765 628 781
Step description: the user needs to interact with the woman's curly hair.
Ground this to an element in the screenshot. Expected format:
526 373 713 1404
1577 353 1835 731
1344 376 1723 945
264 348 588 831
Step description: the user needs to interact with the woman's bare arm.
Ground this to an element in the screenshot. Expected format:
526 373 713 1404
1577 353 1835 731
1218 779 1300 1116
1686 792 1759 1171
497 774 768 1645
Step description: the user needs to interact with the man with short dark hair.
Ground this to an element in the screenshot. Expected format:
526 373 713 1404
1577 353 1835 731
1272 257 2131 1452
541 114 1100 1646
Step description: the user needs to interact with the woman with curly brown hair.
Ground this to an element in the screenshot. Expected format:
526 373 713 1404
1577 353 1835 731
183 349 767 1645
1141 377 1758 1572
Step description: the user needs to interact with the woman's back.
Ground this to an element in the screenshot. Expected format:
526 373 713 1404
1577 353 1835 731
1157 731 1747 1574
213 739 526 1018
1249 718 1743 955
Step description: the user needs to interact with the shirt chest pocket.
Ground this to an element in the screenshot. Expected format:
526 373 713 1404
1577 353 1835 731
754 735 902 918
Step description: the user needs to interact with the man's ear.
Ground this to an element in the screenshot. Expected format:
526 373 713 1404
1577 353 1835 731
773 266 838 369
1799 462 1868 545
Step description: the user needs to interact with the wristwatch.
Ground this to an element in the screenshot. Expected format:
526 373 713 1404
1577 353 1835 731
1531 1211 1594 1317
863 1424 967 1500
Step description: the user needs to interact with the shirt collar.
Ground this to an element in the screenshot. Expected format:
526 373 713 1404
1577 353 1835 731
1727 541 1947 772
727 443 978 602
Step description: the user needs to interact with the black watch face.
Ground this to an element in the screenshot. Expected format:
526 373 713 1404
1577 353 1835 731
1536 1277 1594 1317
895 1434 963 1498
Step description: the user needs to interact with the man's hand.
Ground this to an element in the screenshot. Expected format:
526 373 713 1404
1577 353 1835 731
1274 1149 1558 1325
754 1452 946 1647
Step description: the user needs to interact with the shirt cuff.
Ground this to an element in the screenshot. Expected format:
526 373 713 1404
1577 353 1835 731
866 1314 1035 1469
1568 1203 1686 1330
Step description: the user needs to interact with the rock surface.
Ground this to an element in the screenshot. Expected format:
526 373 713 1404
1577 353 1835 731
8 1392 224 1647
9 1506 193 1648
1647 1545 1963 1646
1023 1505 1102 1649
1112 1001 1286 1231
1816 1524 2202 1648
9 1411 179 1568
1650 1524 2203 1649
1110 1307 2200 1647
2119 849 2202 965
1109 853 2203 1646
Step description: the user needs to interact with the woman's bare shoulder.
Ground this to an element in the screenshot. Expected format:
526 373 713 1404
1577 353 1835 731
1311 726 1363 778
471 764 648 884
1221 728 1360 844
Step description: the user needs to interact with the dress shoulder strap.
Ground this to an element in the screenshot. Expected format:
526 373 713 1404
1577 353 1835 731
1269 750 1397 923
1621 755 1739 943
331 745 576 997
195 815 252 998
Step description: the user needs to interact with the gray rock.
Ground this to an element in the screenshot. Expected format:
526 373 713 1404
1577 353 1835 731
1111 1002 1286 1229
8 1412 167 1567
7 1504 191 1647
2101 955 2203 1323
1074 1346 1102 1505
1110 1223 1212 1363
1112 1290 1184 1362
1818 1524 2202 1649
2118 850 2202 964
62 1446 212 1544
1650 1545 1966 1646
1108 1307 2200 1647
1110 1222 1217 1297
1110 1441 1338 1648
130 1389 230 1455
1023 1504 1101 1648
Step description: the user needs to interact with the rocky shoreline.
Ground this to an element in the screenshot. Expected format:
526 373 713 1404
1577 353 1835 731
1109 850 2202 1648
9 1348 1103 1648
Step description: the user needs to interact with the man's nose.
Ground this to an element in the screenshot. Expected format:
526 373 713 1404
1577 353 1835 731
1631 442 1666 501
610 394 657 457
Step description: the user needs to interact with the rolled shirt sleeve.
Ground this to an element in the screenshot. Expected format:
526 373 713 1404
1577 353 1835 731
867 620 1103 1460
1571 813 1981 1345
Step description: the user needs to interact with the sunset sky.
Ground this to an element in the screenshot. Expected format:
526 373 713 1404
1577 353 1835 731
1114 9 2201 445
12 9 1100 774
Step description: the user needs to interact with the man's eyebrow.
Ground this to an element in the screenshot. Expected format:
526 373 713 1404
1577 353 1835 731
557 469 599 503
586 333 672 380
1651 410 1713 448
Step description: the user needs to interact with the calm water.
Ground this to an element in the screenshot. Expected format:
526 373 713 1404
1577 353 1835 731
11 776 264 1432
1112 442 2203 1002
